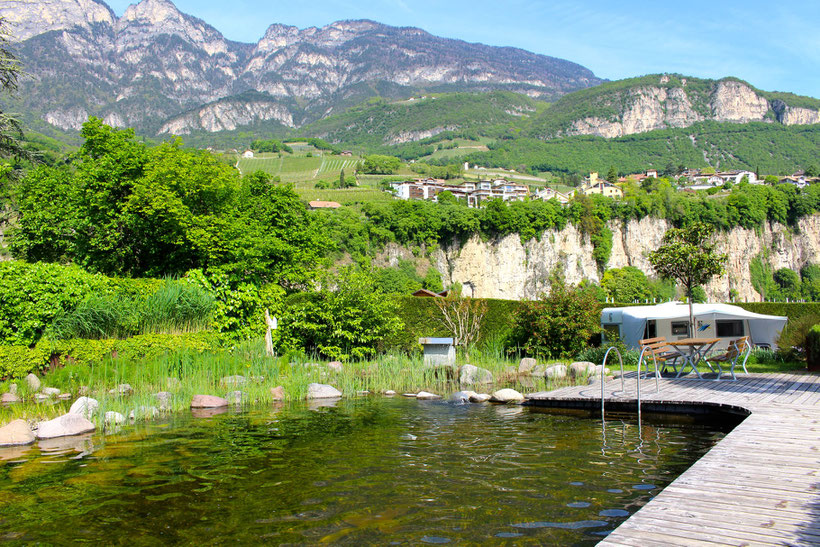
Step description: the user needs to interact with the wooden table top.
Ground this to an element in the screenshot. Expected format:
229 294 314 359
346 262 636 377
668 337 719 346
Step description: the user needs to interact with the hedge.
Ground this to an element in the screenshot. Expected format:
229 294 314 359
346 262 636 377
734 302 820 323
0 332 220 380
807 325 820 371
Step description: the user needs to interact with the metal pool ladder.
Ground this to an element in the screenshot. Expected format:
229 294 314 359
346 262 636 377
600 347 661 424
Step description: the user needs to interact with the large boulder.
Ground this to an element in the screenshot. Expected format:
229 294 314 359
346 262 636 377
190 395 229 408
518 357 537 375
545 364 568 380
69 397 100 419
0 419 35 446
469 393 491 403
25 374 41 391
155 392 173 411
327 361 343 372
490 388 525 404
270 386 285 401
36 414 95 439
104 411 126 426
459 364 494 385
1 393 20 404
307 383 342 399
569 361 597 378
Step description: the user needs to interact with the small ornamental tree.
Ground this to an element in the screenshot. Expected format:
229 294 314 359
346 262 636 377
508 275 602 359
648 222 727 334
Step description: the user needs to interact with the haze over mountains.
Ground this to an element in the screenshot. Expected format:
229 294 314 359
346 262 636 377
2 0 819 145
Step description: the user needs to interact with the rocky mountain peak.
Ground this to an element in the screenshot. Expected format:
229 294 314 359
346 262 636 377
0 0 115 41
121 0 184 25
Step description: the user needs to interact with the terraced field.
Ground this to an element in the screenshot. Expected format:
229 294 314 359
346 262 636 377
237 153 360 182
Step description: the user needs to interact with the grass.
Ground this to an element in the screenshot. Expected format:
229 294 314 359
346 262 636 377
295 187 396 204
237 153 361 182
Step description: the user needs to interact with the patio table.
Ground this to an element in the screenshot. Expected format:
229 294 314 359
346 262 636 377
666 337 719 379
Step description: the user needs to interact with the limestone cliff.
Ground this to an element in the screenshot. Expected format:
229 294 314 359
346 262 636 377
424 215 820 302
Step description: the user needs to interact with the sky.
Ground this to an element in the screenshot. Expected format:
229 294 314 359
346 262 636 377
105 0 820 97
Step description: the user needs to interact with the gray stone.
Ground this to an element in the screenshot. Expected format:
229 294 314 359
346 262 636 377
190 394 229 408
155 392 173 410
384 390 396 396
450 390 478 403
25 374 41 391
569 361 597 378
69 397 100 419
77 385 91 396
402 393 417 397
416 391 441 400
518 357 537 374
225 390 245 404
593 365 611 377
270 386 285 401
58 393 72 400
327 361 343 372
459 364 494 385
490 388 525 404
545 364 568 380
36 414 95 439
104 411 126 426
34 393 51 402
1 393 20 404
356 390 369 396
0 419 35 446
129 406 159 421
220 375 246 387
7 383 17 395
41 387 61 397
108 384 133 396
306 383 342 399
469 393 491 403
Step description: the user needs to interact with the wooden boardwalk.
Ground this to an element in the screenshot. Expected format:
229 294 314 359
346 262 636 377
527 372 820 546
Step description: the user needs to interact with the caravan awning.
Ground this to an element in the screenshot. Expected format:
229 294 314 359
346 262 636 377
601 302 788 349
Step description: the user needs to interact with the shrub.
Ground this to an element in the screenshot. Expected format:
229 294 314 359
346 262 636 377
139 279 215 334
807 325 820 370
776 313 820 360
507 275 602 359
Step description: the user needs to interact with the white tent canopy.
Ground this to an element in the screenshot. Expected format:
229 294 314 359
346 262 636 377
601 302 788 349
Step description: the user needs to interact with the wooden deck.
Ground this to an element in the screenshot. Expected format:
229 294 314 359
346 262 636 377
527 372 820 546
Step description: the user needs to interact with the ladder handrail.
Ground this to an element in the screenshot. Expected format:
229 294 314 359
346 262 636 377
601 347 625 422
636 345 661 394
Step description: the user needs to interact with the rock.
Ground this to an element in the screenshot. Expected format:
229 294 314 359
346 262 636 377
220 375 246 387
77 385 91 396
129 406 159 421
402 393 417 397
41 387 61 397
469 393 491 403
69 397 100 419
490 388 525 404
34 393 51 402
384 390 396 396
25 374 41 391
327 361 343 372
416 391 441 400
190 395 229 408
545 364 568 380
569 361 597 378
518 357 537 374
356 390 369 396
225 390 245 404
269 386 285 401
58 393 72 400
36 414 95 439
7 383 17 395
0 420 35 446
306 383 342 399
450 390 477 403
593 365 611 377
104 411 125 426
1 393 20 404
155 392 173 410
108 384 133 396
459 364 494 385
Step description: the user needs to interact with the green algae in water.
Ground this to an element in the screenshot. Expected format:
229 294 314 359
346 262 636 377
0 398 728 545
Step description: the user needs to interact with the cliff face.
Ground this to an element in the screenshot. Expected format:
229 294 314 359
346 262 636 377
428 215 820 301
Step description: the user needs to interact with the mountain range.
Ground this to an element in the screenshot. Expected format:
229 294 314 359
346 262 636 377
0 0 601 134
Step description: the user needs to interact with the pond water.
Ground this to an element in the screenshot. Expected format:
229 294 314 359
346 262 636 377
0 397 731 545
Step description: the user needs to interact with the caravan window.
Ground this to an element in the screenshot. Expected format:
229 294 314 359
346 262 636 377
716 320 744 337
671 321 689 336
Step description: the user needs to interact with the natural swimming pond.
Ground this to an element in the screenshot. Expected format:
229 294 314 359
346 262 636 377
0 397 732 545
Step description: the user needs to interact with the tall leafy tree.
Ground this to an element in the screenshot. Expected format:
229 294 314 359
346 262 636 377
648 223 727 333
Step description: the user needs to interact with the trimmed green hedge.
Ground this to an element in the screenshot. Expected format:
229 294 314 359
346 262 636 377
734 302 820 323
0 332 220 380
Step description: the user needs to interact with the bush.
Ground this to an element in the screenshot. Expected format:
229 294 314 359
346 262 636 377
575 343 640 369
507 276 602 359
807 325 820 371
775 313 820 359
